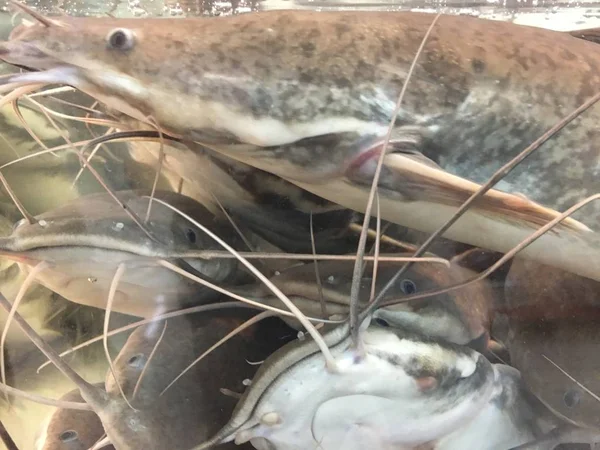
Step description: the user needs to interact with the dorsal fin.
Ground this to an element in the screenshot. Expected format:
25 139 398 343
8 1 67 28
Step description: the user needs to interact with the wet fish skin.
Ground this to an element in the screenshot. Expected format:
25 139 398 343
5 8 600 284
0 190 248 318
243 258 491 350
102 311 266 450
196 322 496 450
504 259 600 431
2 10 600 216
435 364 558 450
34 385 116 450
122 133 361 255
506 320 600 431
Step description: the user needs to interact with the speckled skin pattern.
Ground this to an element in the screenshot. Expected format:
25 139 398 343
3 11 600 224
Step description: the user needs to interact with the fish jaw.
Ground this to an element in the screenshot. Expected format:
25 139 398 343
8 247 217 318
234 326 496 450
0 63 153 129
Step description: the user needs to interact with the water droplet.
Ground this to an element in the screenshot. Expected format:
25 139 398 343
88 277 97 283
113 222 124 231
38 220 47 227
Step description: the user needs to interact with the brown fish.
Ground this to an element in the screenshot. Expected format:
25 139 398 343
243 258 492 351
504 258 600 322
0 295 276 450
2 5 600 284
503 258 600 432
34 385 115 450
507 321 600 431
102 311 269 449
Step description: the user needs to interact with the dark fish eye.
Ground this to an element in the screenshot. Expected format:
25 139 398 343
128 353 146 368
563 389 581 408
374 318 389 327
185 228 197 244
106 28 135 51
400 279 417 295
59 430 78 442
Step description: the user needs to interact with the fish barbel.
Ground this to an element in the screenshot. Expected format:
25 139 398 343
195 321 496 450
3 6 600 280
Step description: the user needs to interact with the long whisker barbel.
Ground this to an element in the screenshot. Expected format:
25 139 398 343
380 193 600 308
349 12 443 345
360 90 600 322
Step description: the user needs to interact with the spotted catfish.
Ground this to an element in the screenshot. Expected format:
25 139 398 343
3 4 600 282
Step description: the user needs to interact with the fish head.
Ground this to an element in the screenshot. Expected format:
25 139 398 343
361 324 497 423
263 258 490 348
0 191 243 316
231 324 497 450
0 5 394 182
36 385 112 450
372 259 492 350
0 9 209 136
508 321 600 430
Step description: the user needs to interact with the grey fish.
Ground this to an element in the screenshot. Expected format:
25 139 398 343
2 6 600 283
195 321 496 450
0 190 247 318
122 134 361 255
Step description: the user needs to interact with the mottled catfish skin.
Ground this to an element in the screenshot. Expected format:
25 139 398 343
2 10 600 219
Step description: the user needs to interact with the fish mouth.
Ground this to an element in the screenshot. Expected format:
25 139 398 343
0 42 67 72
0 249 41 265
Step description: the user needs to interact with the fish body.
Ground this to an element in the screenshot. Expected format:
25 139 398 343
506 320 600 431
0 190 247 317
504 258 600 429
100 310 278 449
123 134 360 255
504 258 600 321
2 10 599 205
435 365 556 450
34 385 115 450
244 258 491 351
2 8 600 282
198 322 496 450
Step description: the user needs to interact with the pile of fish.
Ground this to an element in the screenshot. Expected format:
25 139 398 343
0 1 597 449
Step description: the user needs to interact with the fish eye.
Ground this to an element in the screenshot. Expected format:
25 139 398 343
400 279 417 295
106 28 135 51
185 228 197 244
563 389 581 408
374 318 390 327
59 430 78 442
127 353 146 368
